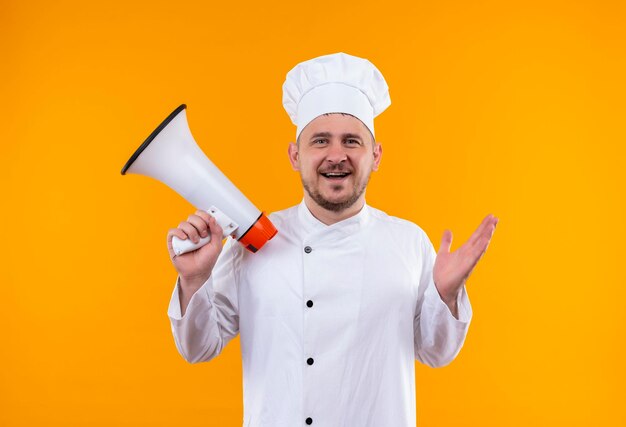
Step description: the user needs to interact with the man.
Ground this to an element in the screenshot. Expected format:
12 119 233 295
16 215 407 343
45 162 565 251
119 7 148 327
166 52 498 426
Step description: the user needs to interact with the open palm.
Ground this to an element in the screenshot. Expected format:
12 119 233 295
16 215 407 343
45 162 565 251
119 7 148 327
433 214 498 305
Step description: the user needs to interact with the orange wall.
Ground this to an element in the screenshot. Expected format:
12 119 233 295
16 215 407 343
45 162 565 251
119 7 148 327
2 0 625 425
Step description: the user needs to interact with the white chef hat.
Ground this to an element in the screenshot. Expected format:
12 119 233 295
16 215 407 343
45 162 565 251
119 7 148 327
282 52 391 140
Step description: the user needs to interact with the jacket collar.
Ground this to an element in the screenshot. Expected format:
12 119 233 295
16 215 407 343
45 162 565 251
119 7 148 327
297 198 371 239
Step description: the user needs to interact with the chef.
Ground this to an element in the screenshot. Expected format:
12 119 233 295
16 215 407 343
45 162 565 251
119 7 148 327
166 52 498 427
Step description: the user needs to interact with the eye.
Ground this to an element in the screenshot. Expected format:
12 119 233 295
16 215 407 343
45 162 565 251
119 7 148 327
313 139 327 145
345 139 361 145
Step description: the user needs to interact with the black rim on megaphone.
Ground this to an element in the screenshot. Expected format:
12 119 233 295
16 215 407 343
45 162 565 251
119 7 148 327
121 104 187 175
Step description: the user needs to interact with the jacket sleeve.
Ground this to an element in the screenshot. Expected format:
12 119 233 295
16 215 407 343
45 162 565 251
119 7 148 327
167 237 242 364
414 232 473 367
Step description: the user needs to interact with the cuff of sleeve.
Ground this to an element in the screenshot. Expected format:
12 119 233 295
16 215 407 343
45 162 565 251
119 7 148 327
167 275 213 321
426 280 472 324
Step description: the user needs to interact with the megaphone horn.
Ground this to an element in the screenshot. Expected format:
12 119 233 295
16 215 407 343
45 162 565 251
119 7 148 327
121 104 277 254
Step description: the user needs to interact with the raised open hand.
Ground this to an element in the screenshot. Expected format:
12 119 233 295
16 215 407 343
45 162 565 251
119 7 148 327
433 214 499 313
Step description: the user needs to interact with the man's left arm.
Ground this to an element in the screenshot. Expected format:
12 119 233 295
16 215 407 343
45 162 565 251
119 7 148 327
413 214 498 367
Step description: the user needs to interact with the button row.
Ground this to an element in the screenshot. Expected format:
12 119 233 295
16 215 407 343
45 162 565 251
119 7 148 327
304 245 314 427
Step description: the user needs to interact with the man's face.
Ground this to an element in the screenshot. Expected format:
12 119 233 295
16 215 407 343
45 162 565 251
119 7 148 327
288 113 382 212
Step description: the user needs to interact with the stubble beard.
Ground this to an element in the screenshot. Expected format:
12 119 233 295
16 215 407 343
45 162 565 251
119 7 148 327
301 173 370 213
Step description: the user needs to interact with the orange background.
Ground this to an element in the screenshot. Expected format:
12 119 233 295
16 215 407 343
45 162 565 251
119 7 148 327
2 0 625 425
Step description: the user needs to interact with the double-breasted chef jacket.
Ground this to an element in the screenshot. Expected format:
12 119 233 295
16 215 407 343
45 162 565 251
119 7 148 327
168 200 472 427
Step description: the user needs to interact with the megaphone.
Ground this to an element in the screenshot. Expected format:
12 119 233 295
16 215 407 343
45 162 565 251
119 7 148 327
121 104 277 254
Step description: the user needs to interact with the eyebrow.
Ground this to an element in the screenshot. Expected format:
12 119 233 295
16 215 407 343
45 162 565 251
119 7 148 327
309 132 363 141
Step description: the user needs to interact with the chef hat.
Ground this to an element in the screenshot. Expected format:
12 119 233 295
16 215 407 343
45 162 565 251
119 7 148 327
282 52 391 140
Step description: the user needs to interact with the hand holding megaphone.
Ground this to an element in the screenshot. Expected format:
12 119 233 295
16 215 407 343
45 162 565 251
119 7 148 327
166 210 224 287
169 206 238 256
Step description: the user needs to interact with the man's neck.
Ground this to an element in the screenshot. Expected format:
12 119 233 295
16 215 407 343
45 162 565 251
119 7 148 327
303 195 366 225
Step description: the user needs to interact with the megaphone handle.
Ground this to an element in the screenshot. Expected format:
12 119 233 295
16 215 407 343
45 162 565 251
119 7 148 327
171 206 239 256
172 234 212 256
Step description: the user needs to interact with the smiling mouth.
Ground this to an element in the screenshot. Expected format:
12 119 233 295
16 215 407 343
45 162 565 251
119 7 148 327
320 172 351 180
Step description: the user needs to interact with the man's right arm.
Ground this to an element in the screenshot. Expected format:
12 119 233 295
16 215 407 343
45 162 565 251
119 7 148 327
165 211 241 363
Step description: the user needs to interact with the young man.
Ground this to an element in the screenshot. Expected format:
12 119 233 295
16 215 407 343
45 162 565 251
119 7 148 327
167 52 498 426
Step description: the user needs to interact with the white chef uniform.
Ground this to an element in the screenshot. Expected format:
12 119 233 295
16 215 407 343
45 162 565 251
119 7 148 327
168 200 472 427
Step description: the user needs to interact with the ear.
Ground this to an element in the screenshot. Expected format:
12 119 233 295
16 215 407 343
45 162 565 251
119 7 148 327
372 142 383 171
288 142 300 171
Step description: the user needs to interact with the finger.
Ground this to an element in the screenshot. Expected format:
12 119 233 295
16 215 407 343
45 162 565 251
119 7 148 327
194 209 213 227
478 222 497 248
167 228 188 253
439 229 453 254
463 225 497 278
187 214 210 238
470 215 499 248
471 235 493 262
178 221 202 243
468 214 493 247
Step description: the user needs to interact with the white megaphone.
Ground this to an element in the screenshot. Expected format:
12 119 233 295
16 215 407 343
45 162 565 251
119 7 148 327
121 104 277 254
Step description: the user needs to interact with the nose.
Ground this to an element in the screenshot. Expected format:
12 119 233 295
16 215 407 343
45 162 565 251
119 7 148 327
325 141 347 164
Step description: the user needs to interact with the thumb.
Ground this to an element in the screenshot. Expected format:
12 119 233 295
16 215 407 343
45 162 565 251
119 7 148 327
439 230 453 254
207 216 224 248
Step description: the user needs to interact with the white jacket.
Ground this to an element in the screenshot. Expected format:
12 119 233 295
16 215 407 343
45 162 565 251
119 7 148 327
168 200 472 427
